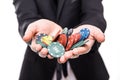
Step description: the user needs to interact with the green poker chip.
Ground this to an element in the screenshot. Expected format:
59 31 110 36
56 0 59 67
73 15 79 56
48 42 65 58
70 40 89 50
36 40 47 48
62 27 68 34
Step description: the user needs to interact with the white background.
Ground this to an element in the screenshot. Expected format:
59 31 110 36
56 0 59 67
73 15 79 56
0 0 120 80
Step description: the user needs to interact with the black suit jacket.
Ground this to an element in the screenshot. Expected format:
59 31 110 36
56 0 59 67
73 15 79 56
13 0 109 80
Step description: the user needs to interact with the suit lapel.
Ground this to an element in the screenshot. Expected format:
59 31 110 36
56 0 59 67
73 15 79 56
57 0 65 21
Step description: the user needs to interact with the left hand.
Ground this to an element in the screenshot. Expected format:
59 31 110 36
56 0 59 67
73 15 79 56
58 24 105 63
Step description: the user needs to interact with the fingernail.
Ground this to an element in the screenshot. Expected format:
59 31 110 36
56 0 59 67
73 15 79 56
38 52 46 58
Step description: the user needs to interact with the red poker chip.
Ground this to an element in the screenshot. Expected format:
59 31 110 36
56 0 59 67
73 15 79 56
65 35 74 51
73 33 81 44
57 34 67 47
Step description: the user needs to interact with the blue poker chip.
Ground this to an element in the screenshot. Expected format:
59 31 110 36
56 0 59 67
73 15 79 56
80 28 90 41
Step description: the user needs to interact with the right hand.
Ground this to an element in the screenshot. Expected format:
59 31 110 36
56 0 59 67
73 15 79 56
23 19 63 58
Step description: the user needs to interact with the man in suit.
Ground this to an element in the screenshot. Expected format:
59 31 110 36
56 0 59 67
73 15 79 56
13 0 109 80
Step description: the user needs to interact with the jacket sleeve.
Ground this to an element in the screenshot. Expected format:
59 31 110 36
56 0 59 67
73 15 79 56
80 0 106 32
13 0 42 37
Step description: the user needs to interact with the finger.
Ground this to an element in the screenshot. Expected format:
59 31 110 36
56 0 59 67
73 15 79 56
64 50 73 60
38 52 46 58
47 54 54 59
49 24 62 40
30 39 42 52
35 44 42 52
71 54 79 59
23 24 37 42
57 59 61 64
49 29 62 41
93 27 105 43
59 55 67 63
73 46 88 55
73 39 95 55
39 48 48 58
65 50 79 59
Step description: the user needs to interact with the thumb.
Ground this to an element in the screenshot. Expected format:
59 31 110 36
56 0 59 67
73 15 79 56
23 24 37 42
92 28 105 43
50 28 62 41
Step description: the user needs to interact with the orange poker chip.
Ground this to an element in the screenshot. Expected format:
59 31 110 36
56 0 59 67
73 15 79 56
73 33 81 44
65 35 74 51
57 34 67 47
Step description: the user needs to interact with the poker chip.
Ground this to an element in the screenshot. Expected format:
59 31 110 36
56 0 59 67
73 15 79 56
71 40 89 50
67 28 73 36
36 40 47 48
36 33 47 40
35 28 90 58
65 35 74 51
41 35 53 45
62 27 68 34
48 42 65 58
36 33 48 48
80 28 90 41
73 33 81 44
57 34 67 47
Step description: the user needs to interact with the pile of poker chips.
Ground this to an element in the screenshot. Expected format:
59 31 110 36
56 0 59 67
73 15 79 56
35 27 90 58
36 33 65 58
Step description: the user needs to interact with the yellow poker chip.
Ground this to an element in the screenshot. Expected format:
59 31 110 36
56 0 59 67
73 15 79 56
41 35 53 45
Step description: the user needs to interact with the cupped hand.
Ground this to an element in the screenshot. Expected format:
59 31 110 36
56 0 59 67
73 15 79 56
23 19 63 58
58 25 105 63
